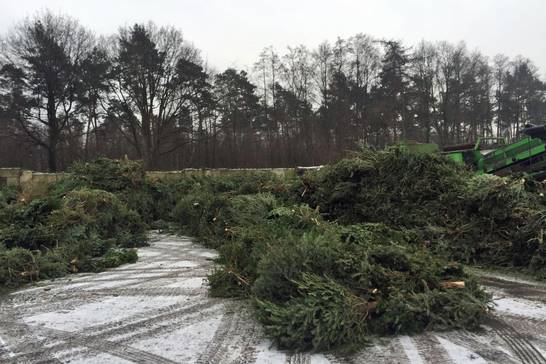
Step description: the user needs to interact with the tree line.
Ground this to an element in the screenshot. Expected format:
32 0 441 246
1 12 545 171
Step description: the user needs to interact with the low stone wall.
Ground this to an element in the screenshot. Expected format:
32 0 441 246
0 168 66 197
1 167 317 197
146 167 293 180
20 171 67 197
0 168 22 187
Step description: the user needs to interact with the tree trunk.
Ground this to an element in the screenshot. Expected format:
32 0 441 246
47 140 58 172
141 114 154 169
47 93 59 172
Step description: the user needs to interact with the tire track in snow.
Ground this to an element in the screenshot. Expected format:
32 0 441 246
411 333 453 363
486 317 546 364
6 298 221 363
228 308 263 364
0 334 15 359
83 299 221 341
502 315 546 338
113 304 225 345
0 319 62 364
89 286 204 297
44 327 178 364
324 353 359 364
399 336 424 364
440 330 519 364
333 338 409 364
196 303 241 364
286 352 311 364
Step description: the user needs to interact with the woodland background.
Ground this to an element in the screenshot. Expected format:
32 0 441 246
1 12 545 171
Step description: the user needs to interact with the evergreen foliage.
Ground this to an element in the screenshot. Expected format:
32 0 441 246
0 160 147 288
2 154 546 351
300 147 546 277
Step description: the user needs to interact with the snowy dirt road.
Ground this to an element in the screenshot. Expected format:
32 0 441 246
0 233 545 364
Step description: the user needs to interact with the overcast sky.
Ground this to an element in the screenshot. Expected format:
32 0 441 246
1 0 545 76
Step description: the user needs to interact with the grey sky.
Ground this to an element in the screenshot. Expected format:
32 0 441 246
1 0 545 75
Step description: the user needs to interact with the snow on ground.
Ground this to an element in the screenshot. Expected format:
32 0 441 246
23 295 185 332
0 233 545 364
435 336 487 364
130 315 222 363
494 296 546 321
399 336 425 364
62 352 133 364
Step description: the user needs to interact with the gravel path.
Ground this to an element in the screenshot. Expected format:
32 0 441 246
0 233 545 363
